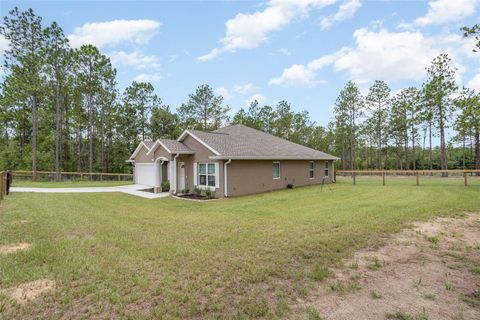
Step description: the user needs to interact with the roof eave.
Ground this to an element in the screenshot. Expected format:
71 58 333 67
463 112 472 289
209 156 340 160
177 129 221 156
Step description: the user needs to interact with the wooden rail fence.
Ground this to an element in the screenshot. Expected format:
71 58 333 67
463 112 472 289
11 170 133 182
337 170 480 186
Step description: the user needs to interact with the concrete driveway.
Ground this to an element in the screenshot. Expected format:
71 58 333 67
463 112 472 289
10 184 169 199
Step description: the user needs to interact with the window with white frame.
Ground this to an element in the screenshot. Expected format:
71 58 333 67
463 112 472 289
309 161 315 179
324 162 329 178
198 163 216 187
272 162 280 179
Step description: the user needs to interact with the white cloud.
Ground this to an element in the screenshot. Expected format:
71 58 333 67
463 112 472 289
198 0 337 61
233 83 258 95
278 48 292 56
269 50 344 86
134 73 163 82
270 27 471 86
467 72 480 92
0 35 9 53
215 87 233 100
320 0 362 30
247 93 266 105
68 19 161 48
109 51 160 70
401 0 478 28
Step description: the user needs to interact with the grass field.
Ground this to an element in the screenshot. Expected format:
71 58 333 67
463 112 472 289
12 180 133 188
0 177 479 319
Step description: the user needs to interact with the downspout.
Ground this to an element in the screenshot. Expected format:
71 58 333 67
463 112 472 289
173 153 180 194
224 159 232 197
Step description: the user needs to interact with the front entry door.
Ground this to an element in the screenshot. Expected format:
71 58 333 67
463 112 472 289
178 162 186 192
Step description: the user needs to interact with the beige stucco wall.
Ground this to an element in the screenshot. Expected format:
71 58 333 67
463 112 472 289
179 135 224 197
226 160 333 197
133 145 154 163
153 145 172 161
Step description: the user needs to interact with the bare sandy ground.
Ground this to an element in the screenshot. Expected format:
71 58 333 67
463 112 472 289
0 242 31 254
0 279 55 304
292 213 480 320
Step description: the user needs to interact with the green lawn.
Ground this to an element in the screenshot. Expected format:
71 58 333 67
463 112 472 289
12 180 133 188
0 177 479 319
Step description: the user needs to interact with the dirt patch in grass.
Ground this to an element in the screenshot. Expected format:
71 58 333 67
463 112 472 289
10 220 29 225
1 279 55 304
0 242 31 254
292 213 480 320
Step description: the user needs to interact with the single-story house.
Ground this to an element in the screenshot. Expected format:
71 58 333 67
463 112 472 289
127 124 339 197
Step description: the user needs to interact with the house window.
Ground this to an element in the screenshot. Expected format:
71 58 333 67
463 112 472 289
272 162 280 179
309 161 315 179
199 163 216 187
324 162 330 178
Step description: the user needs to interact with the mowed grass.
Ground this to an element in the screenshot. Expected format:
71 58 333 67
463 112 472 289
0 177 479 319
12 180 133 188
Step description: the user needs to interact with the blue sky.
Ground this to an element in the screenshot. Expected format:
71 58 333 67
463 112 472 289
1 0 479 129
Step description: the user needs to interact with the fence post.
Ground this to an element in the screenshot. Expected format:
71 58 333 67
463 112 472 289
100 173 103 181
118 174 121 181
416 171 419 186
353 172 356 185
464 172 468 186
382 172 385 186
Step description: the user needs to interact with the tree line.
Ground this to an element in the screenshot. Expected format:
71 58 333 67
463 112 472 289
0 8 479 179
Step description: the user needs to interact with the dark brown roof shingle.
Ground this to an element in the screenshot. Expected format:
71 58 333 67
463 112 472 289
184 124 338 160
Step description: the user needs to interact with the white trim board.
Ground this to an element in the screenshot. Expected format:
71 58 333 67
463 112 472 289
177 130 221 156
128 142 151 160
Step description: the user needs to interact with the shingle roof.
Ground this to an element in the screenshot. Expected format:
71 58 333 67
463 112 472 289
143 140 155 150
183 124 339 160
157 138 194 153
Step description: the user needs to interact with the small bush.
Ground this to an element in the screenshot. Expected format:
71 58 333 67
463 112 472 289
205 189 215 199
161 180 170 192
183 188 190 194
194 187 202 195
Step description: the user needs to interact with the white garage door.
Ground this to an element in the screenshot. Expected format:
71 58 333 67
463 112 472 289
135 164 156 186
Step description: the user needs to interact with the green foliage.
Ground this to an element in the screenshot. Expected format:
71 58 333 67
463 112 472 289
310 263 331 281
385 311 428 320
178 84 229 131
204 188 215 199
0 7 479 177
0 179 479 318
193 186 202 195
161 180 170 192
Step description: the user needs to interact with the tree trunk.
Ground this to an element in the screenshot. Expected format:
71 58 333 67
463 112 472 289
55 83 62 181
411 126 416 170
350 112 356 170
377 109 381 170
32 93 37 181
429 122 433 171
88 90 94 175
439 111 448 177
475 129 480 176
77 131 82 172
341 128 346 170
